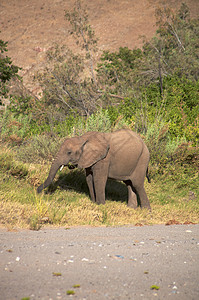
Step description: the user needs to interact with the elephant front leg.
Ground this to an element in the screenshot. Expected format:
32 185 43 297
86 168 95 202
92 162 108 205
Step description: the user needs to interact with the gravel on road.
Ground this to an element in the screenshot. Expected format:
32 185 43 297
0 224 199 300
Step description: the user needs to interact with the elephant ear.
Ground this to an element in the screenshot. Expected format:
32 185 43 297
78 133 110 168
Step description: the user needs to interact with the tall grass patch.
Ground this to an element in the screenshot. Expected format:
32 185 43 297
0 153 198 230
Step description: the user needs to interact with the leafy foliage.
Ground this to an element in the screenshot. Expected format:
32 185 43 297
0 110 34 145
96 4 199 141
33 3 199 145
15 109 129 163
97 47 142 94
0 39 20 102
154 3 199 80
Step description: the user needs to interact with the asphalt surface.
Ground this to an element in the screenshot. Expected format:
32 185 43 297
0 225 199 300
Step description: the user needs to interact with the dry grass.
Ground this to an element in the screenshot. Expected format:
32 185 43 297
0 198 33 230
0 147 198 230
0 190 198 230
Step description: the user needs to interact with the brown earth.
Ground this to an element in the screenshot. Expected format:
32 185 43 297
0 0 199 93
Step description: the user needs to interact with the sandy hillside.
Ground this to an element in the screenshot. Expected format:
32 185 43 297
0 0 198 92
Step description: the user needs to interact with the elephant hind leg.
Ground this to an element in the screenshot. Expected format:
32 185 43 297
135 185 151 209
129 171 151 209
124 180 138 209
129 144 151 209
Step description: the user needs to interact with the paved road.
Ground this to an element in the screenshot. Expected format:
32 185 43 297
0 225 199 300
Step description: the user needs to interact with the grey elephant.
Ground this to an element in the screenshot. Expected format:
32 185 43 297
37 129 151 209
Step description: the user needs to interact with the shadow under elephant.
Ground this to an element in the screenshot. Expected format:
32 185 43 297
45 168 128 204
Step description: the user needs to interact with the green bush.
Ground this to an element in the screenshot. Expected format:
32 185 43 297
15 109 131 164
54 109 130 137
144 120 190 176
16 134 62 163
163 143 199 190
84 109 112 132
9 95 33 116
0 110 33 145
144 119 198 190
0 39 20 100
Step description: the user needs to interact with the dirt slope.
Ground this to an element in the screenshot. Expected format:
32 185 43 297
0 0 198 92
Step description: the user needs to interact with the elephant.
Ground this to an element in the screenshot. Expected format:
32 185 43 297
37 129 151 209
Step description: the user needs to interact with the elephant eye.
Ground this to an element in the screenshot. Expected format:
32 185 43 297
67 151 72 155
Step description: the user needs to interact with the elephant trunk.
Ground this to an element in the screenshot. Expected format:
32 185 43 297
37 161 63 193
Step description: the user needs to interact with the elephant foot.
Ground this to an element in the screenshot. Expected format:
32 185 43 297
141 203 151 211
96 200 106 205
127 201 137 209
127 196 138 209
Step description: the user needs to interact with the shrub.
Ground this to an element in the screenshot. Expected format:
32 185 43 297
145 120 188 177
54 109 130 137
0 39 20 101
0 110 33 145
164 143 199 189
15 109 130 163
16 134 62 163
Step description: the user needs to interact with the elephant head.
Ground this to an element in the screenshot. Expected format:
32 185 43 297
37 132 110 193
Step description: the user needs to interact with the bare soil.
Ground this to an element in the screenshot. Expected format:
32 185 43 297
0 0 199 93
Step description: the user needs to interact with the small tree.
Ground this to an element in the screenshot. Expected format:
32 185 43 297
37 46 101 118
65 0 98 86
144 3 199 83
0 38 20 104
37 1 101 119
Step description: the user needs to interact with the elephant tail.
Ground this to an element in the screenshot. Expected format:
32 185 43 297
146 167 151 183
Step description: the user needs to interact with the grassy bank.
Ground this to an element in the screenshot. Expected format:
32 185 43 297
0 147 198 230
